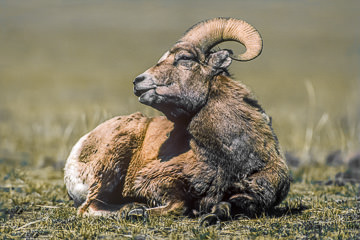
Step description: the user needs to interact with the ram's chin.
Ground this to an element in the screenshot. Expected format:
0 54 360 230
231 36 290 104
138 89 158 106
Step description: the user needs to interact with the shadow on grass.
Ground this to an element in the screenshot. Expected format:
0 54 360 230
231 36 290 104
267 203 310 218
230 202 310 221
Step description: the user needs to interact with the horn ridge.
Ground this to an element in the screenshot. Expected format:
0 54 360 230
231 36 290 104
180 17 263 62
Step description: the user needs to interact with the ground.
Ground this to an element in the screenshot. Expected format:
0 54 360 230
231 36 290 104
1 161 359 239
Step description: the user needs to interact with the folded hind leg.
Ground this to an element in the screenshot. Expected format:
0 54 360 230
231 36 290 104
146 200 185 216
124 200 185 222
77 185 113 217
77 177 125 217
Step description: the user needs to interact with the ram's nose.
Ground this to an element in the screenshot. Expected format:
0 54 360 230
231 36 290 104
133 74 146 85
133 73 156 97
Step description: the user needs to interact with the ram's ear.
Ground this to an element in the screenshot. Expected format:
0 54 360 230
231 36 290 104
207 49 233 70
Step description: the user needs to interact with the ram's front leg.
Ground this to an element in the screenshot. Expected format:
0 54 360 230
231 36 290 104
228 166 290 218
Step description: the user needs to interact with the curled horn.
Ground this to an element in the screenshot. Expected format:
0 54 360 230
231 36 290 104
180 17 263 61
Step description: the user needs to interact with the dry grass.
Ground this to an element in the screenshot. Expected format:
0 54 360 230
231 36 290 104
1 165 359 239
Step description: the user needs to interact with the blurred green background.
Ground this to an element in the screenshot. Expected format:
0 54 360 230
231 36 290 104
0 0 359 169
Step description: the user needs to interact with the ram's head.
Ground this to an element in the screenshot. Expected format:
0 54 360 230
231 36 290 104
133 18 263 123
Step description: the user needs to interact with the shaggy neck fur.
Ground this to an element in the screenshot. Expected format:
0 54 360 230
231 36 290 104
187 75 282 206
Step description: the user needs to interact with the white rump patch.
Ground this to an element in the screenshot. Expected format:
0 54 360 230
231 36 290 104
64 133 90 206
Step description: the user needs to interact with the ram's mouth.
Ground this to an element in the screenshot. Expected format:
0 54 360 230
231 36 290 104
133 86 155 97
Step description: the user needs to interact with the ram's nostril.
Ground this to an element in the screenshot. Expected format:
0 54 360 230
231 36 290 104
133 75 146 85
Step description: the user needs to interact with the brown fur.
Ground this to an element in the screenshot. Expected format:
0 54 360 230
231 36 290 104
70 76 290 218
65 18 290 219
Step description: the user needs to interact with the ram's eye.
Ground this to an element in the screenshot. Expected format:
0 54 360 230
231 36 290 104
175 54 194 63
178 55 193 61
174 54 196 68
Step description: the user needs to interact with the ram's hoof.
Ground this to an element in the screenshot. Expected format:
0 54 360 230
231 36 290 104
199 213 220 227
126 207 149 222
211 201 231 220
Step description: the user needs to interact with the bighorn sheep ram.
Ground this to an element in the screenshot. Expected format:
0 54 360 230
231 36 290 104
64 17 290 223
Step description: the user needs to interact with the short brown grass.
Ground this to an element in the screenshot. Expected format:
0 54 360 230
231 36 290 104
1 164 359 239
